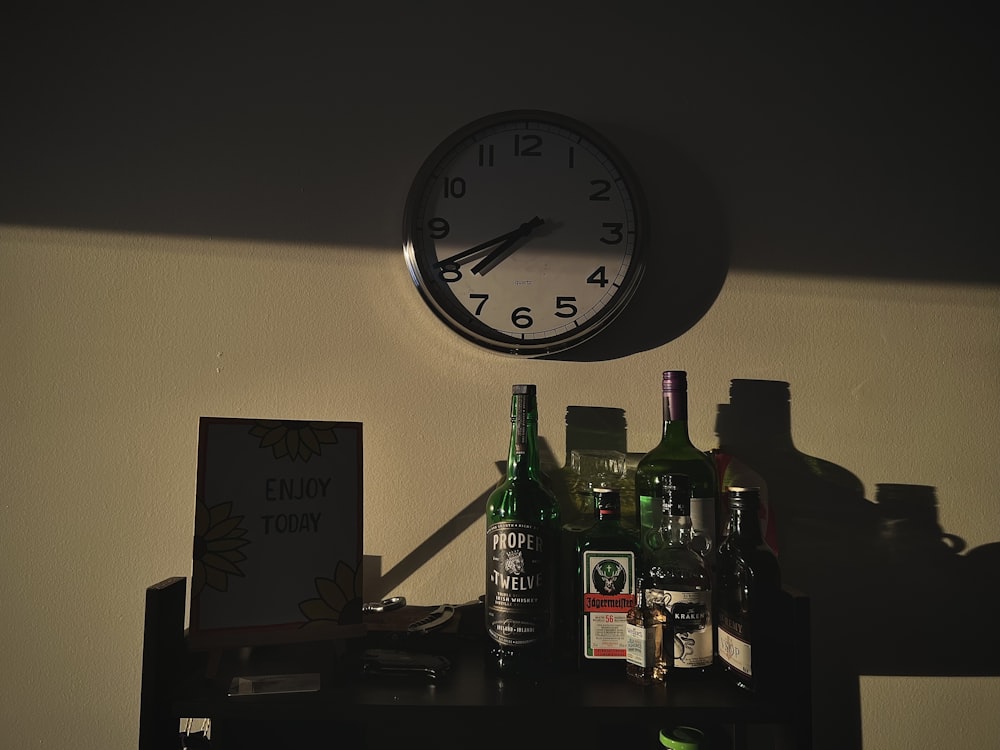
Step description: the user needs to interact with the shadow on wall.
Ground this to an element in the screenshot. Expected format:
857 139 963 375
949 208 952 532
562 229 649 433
707 379 1000 750
367 379 1000 750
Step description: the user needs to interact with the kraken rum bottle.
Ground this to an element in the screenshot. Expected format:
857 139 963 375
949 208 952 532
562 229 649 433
635 371 718 558
642 474 713 678
485 384 560 677
577 488 640 674
716 486 782 693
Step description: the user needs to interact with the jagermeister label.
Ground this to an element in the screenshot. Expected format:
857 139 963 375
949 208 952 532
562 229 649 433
582 550 636 659
486 521 552 646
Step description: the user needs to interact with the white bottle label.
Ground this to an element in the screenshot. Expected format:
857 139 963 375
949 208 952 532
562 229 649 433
649 587 713 669
582 550 636 659
690 495 716 553
626 622 656 667
718 624 752 677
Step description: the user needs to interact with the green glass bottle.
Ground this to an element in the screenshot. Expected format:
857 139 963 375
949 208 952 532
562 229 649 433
577 488 640 674
635 371 719 557
642 474 713 678
485 384 561 677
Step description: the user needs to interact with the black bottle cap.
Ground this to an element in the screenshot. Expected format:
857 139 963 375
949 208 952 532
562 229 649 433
592 487 621 519
728 486 761 508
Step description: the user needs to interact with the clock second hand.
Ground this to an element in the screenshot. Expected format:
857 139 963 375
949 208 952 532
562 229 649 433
434 216 544 270
470 217 544 276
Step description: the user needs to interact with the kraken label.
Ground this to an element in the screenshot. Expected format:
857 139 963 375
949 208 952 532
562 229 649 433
647 587 713 669
486 521 552 646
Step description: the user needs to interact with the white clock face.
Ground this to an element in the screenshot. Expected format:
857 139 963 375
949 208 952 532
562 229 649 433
403 111 645 356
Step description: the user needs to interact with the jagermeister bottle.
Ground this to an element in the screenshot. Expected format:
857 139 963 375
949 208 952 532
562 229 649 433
716 487 782 693
635 371 718 558
643 473 713 677
485 384 560 677
577 488 640 674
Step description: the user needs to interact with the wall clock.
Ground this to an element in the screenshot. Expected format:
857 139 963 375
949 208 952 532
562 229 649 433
403 110 646 356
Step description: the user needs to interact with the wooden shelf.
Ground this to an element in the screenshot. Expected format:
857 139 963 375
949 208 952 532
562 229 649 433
140 578 811 749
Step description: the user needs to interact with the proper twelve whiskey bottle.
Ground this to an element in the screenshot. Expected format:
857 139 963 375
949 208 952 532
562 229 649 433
485 384 560 677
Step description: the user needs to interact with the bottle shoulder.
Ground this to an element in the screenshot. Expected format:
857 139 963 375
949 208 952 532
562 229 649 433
643 544 710 588
579 524 640 554
635 448 717 487
486 482 560 526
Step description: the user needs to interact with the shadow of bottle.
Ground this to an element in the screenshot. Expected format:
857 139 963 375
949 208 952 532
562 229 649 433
718 379 878 750
718 379 1000 750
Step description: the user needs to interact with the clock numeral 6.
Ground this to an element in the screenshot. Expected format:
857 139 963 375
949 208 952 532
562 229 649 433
511 306 533 329
555 296 578 318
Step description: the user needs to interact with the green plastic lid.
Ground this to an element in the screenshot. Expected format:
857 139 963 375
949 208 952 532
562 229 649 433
659 726 705 750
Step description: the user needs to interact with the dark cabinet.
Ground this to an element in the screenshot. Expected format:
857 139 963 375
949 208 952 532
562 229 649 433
139 578 811 749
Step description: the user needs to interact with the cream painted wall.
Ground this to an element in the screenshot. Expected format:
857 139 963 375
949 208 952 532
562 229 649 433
2 4 998 749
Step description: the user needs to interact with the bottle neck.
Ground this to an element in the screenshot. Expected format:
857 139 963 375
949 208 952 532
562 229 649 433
726 504 764 544
661 388 692 441
507 391 543 482
658 505 694 546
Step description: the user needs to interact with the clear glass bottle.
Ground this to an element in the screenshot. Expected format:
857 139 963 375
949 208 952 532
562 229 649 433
716 486 782 694
625 583 665 685
642 473 713 678
485 384 560 677
635 371 718 558
577 488 640 674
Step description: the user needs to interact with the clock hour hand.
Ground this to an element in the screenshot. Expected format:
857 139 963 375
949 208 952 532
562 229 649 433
470 217 544 276
434 216 544 269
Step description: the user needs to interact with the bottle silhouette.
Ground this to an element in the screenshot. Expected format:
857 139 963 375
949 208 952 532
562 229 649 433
718 379 875 594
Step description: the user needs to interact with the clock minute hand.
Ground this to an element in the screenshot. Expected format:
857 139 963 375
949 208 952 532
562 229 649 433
470 217 544 276
434 216 544 269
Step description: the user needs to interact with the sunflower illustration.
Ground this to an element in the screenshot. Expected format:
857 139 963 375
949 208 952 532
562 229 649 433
298 560 362 626
192 499 251 597
248 420 339 462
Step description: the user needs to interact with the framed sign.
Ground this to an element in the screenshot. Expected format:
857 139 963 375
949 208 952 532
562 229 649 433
189 417 364 647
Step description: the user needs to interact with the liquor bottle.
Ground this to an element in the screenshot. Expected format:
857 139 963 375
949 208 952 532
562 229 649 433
625 583 668 685
635 371 718 558
716 486 782 693
485 384 561 677
642 473 713 677
577 488 640 673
